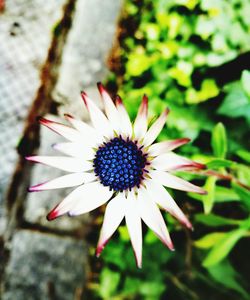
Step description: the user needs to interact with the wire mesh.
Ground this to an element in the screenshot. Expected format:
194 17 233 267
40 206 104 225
0 0 65 188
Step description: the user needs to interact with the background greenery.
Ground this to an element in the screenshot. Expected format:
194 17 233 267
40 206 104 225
92 0 250 299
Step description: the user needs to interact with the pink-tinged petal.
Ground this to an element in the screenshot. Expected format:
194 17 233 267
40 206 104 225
47 182 113 220
145 179 192 229
38 117 81 142
148 138 190 156
115 95 133 138
97 82 120 133
52 142 94 160
81 91 113 138
64 114 102 146
137 187 174 250
143 108 170 147
150 170 207 195
96 193 125 257
125 193 142 268
68 183 113 216
28 172 95 192
151 152 205 171
133 94 148 140
26 156 92 172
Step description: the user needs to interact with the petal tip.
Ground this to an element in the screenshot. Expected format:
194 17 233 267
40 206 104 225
25 156 36 162
28 182 46 192
185 221 193 230
64 113 73 120
200 189 208 195
165 240 175 251
36 116 43 122
115 95 122 105
140 94 148 114
97 82 104 93
135 255 142 268
182 137 191 143
95 246 102 258
194 162 206 169
80 91 88 107
161 236 175 251
165 107 170 116
46 208 59 221
96 238 110 257
27 186 36 192
142 94 148 103
38 117 50 125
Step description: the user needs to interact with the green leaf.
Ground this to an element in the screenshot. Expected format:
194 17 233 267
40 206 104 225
235 164 250 186
208 260 249 299
206 158 234 169
99 268 120 299
194 232 226 249
126 51 152 76
186 79 219 104
203 228 247 267
211 123 227 159
232 182 250 209
123 277 142 295
214 186 240 203
218 82 250 124
202 176 217 214
195 213 241 227
118 225 130 241
140 281 166 297
240 217 250 229
145 230 158 244
166 104 214 139
236 149 250 163
241 70 250 99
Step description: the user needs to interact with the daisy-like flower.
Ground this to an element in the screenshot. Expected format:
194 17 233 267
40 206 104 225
26 83 206 267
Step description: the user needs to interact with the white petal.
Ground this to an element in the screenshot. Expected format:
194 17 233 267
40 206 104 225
81 91 113 138
150 170 206 194
29 172 96 192
143 108 169 147
38 117 81 142
96 193 125 256
148 138 190 156
68 182 113 216
125 193 142 268
151 152 205 171
116 96 132 138
145 179 192 228
47 182 112 220
26 156 92 172
137 187 174 250
97 82 121 133
133 95 148 140
52 142 94 160
64 114 102 146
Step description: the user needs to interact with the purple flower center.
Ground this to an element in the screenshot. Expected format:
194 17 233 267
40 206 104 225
93 137 147 191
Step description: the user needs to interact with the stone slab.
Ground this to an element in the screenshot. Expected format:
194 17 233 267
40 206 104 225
53 0 123 118
0 0 67 235
3 230 87 300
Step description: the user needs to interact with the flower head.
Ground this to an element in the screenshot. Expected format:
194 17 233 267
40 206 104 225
26 83 206 267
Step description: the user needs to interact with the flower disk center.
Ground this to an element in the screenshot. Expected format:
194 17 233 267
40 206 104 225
94 137 147 191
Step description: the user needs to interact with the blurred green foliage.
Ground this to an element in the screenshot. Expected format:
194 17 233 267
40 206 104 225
95 0 250 299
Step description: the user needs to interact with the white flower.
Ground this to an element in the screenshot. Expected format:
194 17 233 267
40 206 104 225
26 83 206 267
